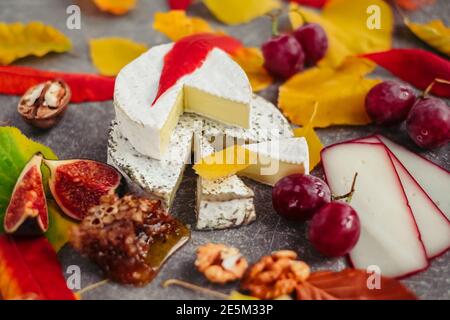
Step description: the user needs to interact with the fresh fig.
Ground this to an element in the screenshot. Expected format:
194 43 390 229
44 159 122 220
4 154 48 235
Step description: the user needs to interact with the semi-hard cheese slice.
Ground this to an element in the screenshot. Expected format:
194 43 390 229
203 95 293 150
107 114 202 210
241 137 309 186
322 142 429 278
114 42 252 160
195 136 255 230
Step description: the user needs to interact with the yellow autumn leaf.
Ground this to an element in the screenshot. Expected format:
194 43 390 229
232 47 273 92
153 11 273 92
229 291 259 300
203 0 280 25
290 0 393 68
193 145 255 180
293 104 324 170
153 10 215 42
279 57 380 128
405 18 450 57
0 21 72 65
92 0 136 15
89 37 148 76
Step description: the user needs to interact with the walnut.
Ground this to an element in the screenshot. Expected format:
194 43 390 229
17 79 70 129
195 243 248 284
241 250 311 300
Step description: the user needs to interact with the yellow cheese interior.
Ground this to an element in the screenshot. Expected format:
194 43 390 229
184 86 250 129
159 91 184 155
240 154 307 186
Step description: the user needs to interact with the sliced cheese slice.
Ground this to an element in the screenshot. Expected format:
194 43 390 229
195 136 255 230
241 137 309 186
114 43 252 160
322 142 429 278
107 114 202 210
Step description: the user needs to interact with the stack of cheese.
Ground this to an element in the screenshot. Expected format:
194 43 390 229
108 41 309 230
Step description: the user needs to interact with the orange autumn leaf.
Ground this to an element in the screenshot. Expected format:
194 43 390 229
297 269 416 300
153 10 215 42
293 104 323 170
279 57 379 128
396 0 435 11
93 0 136 15
153 11 273 91
0 21 72 65
89 37 148 76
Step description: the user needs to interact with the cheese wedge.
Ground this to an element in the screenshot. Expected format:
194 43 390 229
322 142 429 278
203 95 293 150
107 114 202 209
195 136 255 230
240 137 309 186
114 43 252 160
355 136 450 258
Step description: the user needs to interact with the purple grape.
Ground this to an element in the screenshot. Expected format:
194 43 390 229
406 97 450 149
293 23 328 66
365 81 417 125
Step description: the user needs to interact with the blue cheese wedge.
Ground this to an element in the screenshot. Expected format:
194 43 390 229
240 137 309 186
114 43 252 160
107 114 202 210
195 136 256 230
203 95 293 150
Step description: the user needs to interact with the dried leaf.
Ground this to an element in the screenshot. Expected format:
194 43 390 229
293 105 323 170
297 269 417 300
405 18 450 57
0 65 115 103
231 47 273 92
363 49 450 98
92 0 136 15
193 145 255 180
90 37 148 76
153 14 273 92
0 21 72 65
0 235 76 300
279 57 380 127
395 0 435 11
153 10 215 42
203 0 280 25
290 0 393 68
0 127 75 251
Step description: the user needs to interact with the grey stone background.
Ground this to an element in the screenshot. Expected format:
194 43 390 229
0 0 448 300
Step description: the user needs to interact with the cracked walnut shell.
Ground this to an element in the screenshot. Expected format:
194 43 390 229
195 243 248 284
241 250 311 299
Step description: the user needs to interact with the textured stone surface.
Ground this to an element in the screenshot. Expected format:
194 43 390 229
0 0 449 300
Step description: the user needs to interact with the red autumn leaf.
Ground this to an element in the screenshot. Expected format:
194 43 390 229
0 65 115 103
395 0 435 11
296 269 417 300
286 0 328 8
0 234 76 300
153 33 243 105
363 49 450 98
168 0 192 10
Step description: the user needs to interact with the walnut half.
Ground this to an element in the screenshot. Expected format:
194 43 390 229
195 243 248 284
18 79 71 129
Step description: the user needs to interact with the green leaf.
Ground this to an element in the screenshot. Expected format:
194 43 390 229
0 127 74 251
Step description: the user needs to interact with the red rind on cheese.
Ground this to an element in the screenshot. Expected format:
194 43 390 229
152 33 243 106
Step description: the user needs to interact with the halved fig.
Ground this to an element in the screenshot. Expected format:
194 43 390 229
4 154 48 235
44 159 122 220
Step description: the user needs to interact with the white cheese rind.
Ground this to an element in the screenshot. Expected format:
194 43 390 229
203 95 293 149
322 142 429 278
107 115 202 209
114 43 251 160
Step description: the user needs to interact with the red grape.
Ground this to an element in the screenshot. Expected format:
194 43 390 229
365 81 416 125
262 34 305 79
406 97 450 149
272 174 331 221
293 23 328 66
308 201 360 257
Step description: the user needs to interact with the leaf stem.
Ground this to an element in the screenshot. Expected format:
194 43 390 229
162 279 229 299
76 279 109 297
332 172 358 203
